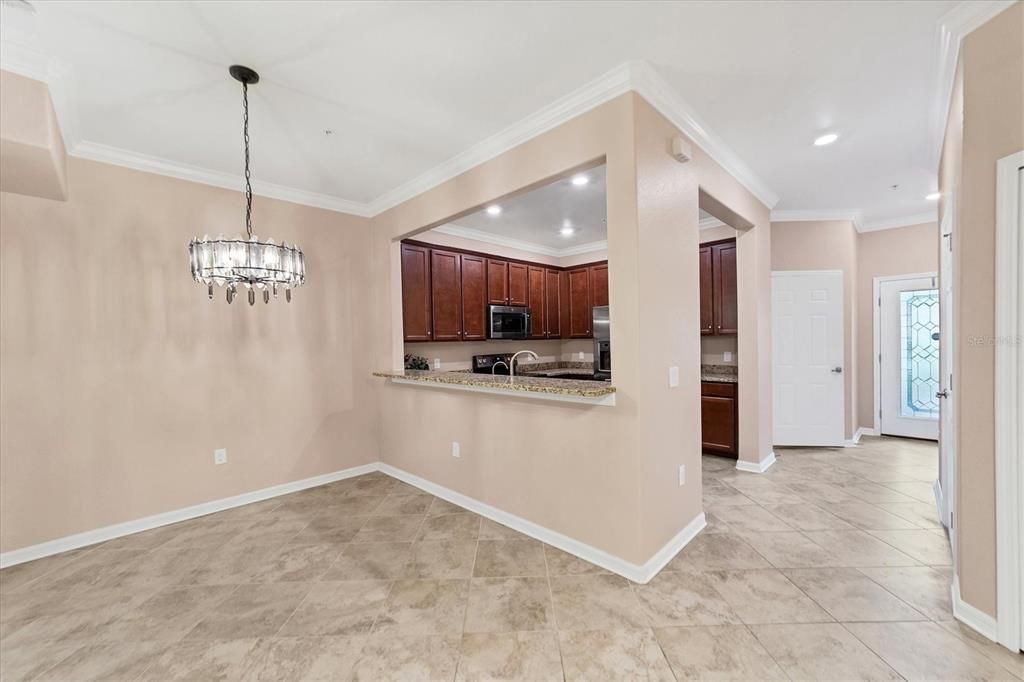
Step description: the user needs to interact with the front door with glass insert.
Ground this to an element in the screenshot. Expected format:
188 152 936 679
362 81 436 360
879 275 940 440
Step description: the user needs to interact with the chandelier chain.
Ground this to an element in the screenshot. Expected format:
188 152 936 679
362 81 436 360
242 81 253 239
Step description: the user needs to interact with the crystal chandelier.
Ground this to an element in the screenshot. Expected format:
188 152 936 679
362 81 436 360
188 65 305 305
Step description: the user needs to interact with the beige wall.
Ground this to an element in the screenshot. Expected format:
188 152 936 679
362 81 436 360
770 220 940 440
855 222 939 431
370 94 650 564
771 220 860 439
370 92 772 565
0 157 379 553
942 2 1023 617
0 71 67 201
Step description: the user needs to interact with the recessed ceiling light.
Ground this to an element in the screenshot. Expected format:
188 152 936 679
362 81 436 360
926 192 941 201
571 174 589 186
485 205 501 216
560 219 575 236
814 133 839 146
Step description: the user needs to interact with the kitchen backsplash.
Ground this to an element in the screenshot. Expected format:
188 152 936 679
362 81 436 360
701 334 737 366
405 338 594 371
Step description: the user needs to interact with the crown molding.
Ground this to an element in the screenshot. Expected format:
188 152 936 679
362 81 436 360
699 215 729 230
627 61 780 210
431 224 607 258
365 63 636 215
367 61 780 215
770 209 863 231
71 141 373 217
0 26 81 149
770 208 938 234
858 210 938 233
931 1 1017 169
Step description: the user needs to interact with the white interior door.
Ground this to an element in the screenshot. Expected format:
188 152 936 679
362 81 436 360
879 276 940 440
938 204 956 534
772 271 845 446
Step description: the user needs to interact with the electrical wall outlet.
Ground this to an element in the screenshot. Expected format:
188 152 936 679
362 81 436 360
678 464 686 486
214 448 227 465
723 351 733 362
433 358 441 369
577 351 585 361
668 366 679 388
451 441 461 458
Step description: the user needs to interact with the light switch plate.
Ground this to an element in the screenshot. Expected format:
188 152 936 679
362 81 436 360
668 366 679 388
214 448 227 465
723 351 733 362
433 358 441 369
678 465 686 486
451 441 461 458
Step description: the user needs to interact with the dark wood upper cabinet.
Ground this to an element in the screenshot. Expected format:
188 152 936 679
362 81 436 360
461 254 487 341
545 268 561 338
401 243 432 342
589 263 609 308
567 267 592 338
508 263 529 306
401 239 606 343
699 246 714 335
712 241 738 334
430 248 462 341
698 238 737 337
527 266 546 338
486 259 509 305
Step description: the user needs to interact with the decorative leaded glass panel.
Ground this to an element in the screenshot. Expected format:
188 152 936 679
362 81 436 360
899 289 940 419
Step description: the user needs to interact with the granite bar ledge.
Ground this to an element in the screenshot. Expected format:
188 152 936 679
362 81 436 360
373 369 616 406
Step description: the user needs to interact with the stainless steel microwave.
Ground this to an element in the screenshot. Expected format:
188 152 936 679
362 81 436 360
489 305 531 339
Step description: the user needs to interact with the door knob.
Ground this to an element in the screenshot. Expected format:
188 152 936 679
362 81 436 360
831 367 843 373
936 389 949 399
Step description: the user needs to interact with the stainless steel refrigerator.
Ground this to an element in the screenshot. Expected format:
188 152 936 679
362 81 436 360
592 305 610 379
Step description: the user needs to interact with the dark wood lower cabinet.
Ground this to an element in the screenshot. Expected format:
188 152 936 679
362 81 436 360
701 381 737 456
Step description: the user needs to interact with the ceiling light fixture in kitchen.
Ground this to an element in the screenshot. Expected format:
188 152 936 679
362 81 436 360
926 192 941 201
486 205 502 216
188 65 305 305
571 174 589 186
560 220 575 237
814 133 839 146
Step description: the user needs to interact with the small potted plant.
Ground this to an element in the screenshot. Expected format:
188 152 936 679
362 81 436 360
404 354 430 370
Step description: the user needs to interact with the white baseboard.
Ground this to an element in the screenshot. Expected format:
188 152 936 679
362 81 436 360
951 575 999 642
379 462 706 583
736 451 776 474
0 462 379 569
2 458 707 585
845 427 878 446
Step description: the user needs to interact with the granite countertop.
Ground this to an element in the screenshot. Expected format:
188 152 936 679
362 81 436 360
373 369 615 398
701 364 738 383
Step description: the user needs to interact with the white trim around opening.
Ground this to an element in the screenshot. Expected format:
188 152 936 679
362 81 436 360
995 149 1024 652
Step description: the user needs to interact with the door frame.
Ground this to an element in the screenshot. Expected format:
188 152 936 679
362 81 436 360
872 271 939 437
995 150 1024 652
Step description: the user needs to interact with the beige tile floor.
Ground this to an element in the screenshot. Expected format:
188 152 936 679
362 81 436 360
2 436 1022 681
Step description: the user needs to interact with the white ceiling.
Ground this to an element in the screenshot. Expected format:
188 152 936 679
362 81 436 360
2 1 962 226
434 165 607 252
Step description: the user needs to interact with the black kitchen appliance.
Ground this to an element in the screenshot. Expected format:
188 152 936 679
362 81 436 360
472 353 513 375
